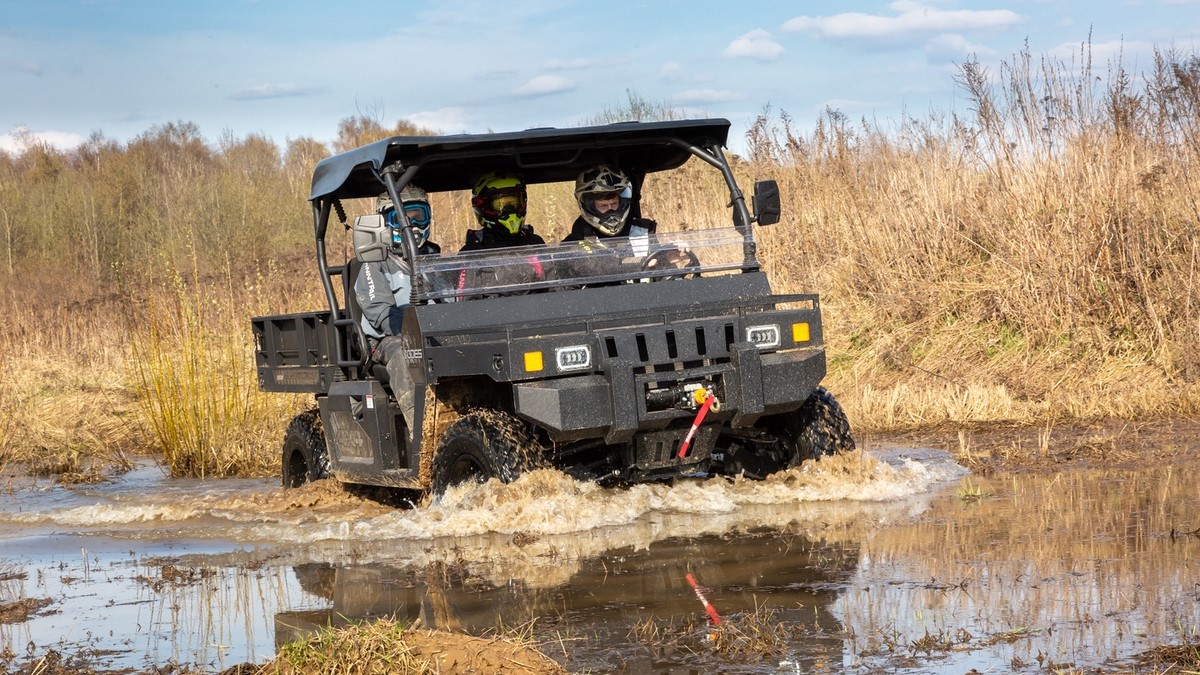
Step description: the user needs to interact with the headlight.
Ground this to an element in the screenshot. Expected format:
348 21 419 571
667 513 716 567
555 345 592 372
745 324 781 349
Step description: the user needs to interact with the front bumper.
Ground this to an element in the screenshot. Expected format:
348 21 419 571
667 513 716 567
513 343 826 443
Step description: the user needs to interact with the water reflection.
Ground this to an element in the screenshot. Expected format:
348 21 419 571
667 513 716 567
277 532 860 673
2 450 1198 673
839 464 1200 672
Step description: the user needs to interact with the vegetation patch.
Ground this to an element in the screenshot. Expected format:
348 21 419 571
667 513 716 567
0 597 54 624
226 618 565 675
1138 641 1200 671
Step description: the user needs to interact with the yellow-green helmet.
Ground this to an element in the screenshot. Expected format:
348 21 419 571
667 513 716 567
471 172 527 235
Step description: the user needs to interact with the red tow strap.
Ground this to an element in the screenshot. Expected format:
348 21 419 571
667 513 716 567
677 391 716 458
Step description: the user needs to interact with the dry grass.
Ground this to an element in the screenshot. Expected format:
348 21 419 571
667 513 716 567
629 602 834 666
238 618 565 675
127 261 311 478
0 253 311 478
1138 641 1200 672
1 44 1198 476
739 46 1200 432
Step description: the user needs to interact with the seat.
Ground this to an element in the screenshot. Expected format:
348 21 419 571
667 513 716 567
342 259 391 385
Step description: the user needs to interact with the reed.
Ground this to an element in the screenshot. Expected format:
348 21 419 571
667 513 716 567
0 43 1197 474
127 258 308 477
741 45 1200 430
265 618 565 674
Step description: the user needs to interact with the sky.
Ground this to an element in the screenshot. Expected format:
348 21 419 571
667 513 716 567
2 0 1199 156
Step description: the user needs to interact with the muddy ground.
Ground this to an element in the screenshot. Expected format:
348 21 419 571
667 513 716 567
1 418 1198 674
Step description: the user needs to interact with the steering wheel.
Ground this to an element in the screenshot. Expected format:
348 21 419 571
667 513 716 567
640 248 701 281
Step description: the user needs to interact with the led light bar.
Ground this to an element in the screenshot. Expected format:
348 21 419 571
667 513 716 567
745 324 781 349
555 345 592 371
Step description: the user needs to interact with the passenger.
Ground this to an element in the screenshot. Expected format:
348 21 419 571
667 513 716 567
354 184 439 442
461 172 546 251
562 165 657 242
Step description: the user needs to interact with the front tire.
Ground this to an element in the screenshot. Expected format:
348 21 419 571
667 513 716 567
784 386 855 465
431 410 539 497
282 409 331 488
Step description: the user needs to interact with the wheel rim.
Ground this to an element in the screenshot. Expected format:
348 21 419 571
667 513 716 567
447 454 488 487
285 449 309 488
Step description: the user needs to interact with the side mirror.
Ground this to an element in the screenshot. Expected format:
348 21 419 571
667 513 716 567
752 180 781 226
352 214 390 263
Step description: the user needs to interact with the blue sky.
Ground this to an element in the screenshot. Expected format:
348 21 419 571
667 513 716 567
2 0 1198 155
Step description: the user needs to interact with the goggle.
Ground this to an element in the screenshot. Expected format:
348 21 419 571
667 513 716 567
475 184 528 213
486 192 524 213
385 202 432 229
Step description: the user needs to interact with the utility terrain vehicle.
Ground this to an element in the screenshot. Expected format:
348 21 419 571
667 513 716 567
252 119 854 497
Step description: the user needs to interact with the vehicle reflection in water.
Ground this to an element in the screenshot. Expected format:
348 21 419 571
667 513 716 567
277 532 859 673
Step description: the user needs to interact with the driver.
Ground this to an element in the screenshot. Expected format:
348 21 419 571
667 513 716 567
560 165 692 279
562 165 657 242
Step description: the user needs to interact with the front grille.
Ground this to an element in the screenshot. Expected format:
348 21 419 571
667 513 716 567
601 321 736 366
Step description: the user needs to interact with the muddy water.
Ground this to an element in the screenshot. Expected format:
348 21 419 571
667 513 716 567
0 444 1196 673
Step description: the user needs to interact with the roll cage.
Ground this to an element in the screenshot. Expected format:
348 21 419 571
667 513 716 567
305 118 778 371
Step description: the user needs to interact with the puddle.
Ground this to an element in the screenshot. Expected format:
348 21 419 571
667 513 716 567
0 445 1196 673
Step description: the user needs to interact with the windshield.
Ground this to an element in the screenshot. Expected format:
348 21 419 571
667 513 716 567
412 227 754 302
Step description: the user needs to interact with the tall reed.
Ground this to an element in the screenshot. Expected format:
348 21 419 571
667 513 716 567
740 44 1200 429
128 258 306 477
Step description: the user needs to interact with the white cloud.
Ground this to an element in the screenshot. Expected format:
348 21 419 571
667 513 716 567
514 75 575 96
722 29 785 62
672 89 743 104
820 98 882 115
924 33 997 63
781 1 1023 40
0 126 84 154
229 83 320 101
660 61 683 80
404 107 473 134
0 58 44 76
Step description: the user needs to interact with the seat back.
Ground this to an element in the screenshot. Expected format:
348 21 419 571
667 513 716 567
343 258 391 384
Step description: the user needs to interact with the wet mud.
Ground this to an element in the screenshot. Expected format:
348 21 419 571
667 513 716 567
0 434 1197 673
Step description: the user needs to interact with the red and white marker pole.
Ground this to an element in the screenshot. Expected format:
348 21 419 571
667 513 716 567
685 572 722 625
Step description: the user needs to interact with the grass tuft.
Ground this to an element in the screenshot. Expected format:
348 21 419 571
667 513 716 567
128 262 303 478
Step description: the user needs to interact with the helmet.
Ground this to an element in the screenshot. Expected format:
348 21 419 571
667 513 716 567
471 172 527 235
377 183 432 248
575 165 631 236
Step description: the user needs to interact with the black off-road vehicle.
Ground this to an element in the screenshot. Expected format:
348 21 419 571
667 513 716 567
252 118 853 497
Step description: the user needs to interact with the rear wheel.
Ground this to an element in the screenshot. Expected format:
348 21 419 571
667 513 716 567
431 410 539 497
282 409 331 488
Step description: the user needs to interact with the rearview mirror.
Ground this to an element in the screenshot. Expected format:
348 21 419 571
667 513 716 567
352 214 390 263
752 180 781 226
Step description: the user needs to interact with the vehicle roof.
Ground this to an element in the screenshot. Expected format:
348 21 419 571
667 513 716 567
309 118 731 201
